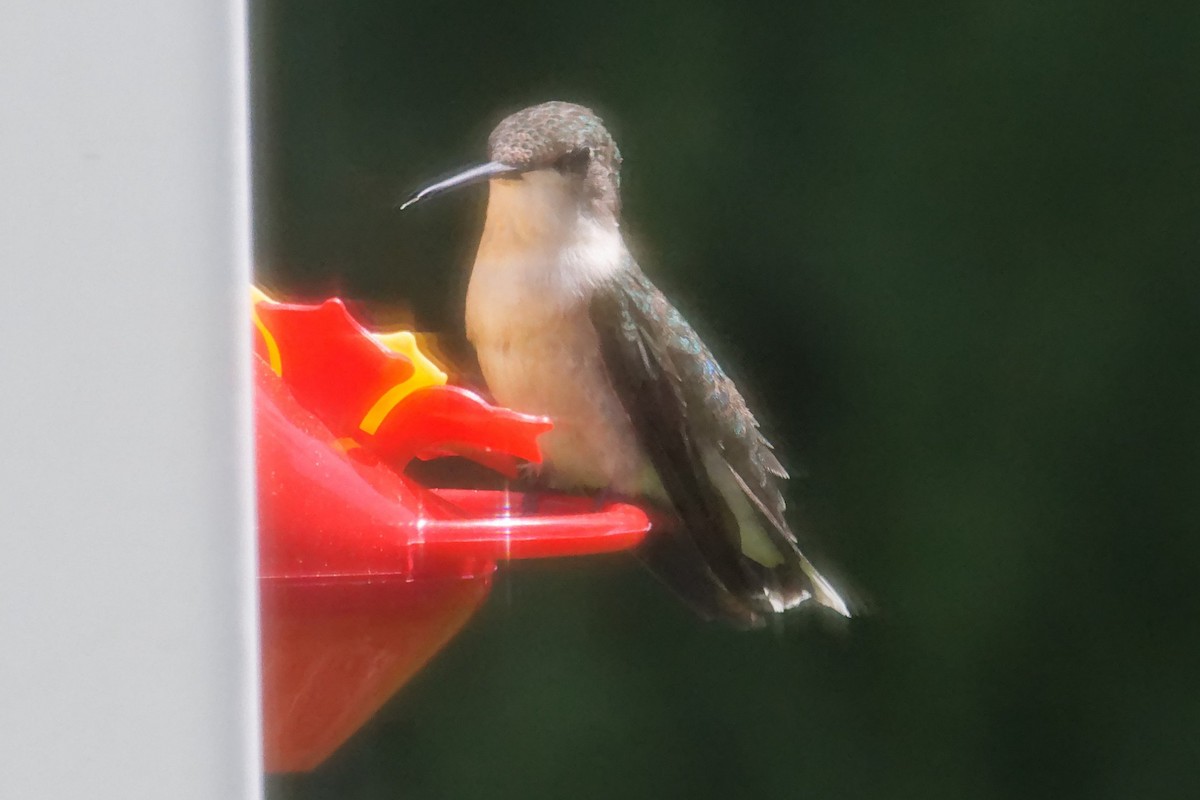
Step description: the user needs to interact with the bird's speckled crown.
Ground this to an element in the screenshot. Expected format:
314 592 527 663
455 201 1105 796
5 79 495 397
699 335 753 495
488 101 623 215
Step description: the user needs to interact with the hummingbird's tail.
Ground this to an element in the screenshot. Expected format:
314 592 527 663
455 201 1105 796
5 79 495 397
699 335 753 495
633 451 852 627
797 553 852 617
635 515 851 628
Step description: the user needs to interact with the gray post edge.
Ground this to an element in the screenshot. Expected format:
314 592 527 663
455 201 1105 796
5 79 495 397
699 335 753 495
0 1 262 797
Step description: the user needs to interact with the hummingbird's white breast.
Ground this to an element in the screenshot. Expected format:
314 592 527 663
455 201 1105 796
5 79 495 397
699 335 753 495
465 170 656 495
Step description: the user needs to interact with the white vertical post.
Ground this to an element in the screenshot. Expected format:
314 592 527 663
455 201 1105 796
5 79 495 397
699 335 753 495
0 2 261 798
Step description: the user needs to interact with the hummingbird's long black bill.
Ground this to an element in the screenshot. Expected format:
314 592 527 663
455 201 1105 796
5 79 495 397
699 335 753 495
399 161 519 210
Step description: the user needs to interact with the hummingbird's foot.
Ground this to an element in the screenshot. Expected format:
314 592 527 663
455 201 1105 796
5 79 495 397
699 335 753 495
518 472 549 515
519 486 545 515
513 463 548 515
591 488 617 511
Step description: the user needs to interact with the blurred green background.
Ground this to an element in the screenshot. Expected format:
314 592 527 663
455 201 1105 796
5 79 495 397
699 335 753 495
254 2 1198 798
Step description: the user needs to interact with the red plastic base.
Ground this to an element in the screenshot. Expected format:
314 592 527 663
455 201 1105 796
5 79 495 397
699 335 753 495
261 574 491 773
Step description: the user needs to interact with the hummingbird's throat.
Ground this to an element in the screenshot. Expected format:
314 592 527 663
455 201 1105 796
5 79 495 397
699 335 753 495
475 170 626 294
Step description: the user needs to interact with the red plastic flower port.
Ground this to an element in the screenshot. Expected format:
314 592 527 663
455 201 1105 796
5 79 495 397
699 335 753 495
253 289 650 771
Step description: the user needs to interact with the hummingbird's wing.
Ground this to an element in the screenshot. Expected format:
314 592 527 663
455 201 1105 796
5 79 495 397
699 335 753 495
590 263 849 626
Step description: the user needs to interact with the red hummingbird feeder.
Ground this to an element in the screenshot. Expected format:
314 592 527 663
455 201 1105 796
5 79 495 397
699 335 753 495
252 289 651 771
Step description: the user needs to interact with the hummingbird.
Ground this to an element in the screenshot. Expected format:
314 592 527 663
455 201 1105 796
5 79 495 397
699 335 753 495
402 101 849 626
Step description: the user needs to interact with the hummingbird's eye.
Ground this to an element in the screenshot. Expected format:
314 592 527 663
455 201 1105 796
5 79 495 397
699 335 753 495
554 147 591 175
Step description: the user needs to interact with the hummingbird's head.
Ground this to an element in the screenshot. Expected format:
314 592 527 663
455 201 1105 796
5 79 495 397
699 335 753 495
401 101 623 220
487 101 622 216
